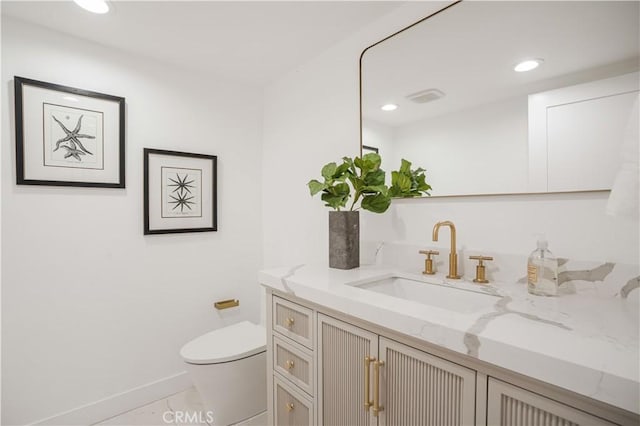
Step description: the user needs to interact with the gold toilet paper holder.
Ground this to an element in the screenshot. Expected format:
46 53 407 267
214 299 240 310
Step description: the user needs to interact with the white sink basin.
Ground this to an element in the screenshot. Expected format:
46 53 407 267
350 276 499 314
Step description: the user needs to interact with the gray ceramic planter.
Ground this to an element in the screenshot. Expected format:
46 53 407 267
329 211 359 269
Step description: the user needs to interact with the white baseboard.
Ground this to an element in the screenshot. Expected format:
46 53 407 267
30 372 192 425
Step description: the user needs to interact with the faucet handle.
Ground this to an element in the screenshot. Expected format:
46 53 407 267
419 250 439 275
469 256 493 284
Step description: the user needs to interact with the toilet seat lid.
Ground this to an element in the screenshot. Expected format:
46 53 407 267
180 321 266 364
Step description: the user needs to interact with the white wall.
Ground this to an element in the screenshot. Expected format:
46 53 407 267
1 18 263 425
262 1 638 269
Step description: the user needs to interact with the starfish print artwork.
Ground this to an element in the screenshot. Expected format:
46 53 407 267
60 145 87 161
162 169 202 218
52 114 95 161
167 174 196 195
169 191 195 213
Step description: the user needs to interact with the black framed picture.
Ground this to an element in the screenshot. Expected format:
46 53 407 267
14 77 125 188
144 148 217 235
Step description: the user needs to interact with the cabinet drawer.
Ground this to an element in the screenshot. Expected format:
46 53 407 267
487 378 616 426
272 296 313 348
274 374 313 426
273 335 314 396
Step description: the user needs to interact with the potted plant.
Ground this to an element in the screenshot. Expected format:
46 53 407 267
308 153 431 269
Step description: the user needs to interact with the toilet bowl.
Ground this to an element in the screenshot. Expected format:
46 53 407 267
180 321 266 425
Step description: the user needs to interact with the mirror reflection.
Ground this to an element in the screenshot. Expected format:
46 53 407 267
361 1 639 196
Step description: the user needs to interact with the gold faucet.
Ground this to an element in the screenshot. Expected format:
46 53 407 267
432 221 461 279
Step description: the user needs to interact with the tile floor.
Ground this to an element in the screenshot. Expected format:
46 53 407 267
93 387 267 426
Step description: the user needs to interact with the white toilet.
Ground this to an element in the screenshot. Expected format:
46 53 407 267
180 321 267 425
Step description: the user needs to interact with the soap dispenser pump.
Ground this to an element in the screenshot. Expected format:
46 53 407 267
527 236 558 296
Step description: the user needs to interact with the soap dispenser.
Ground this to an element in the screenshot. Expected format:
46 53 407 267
527 236 558 296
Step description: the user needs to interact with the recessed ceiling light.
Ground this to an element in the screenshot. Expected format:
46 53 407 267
73 0 109 14
514 59 543 72
381 104 398 111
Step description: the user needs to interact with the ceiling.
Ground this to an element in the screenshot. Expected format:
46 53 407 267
2 1 404 86
362 1 640 126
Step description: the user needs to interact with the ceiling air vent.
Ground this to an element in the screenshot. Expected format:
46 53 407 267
406 88 445 104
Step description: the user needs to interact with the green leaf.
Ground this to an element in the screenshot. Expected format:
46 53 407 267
412 167 426 176
321 162 337 180
321 193 347 210
347 174 364 192
363 169 385 187
415 174 432 193
321 182 350 210
342 157 356 175
361 185 388 195
355 152 382 176
307 179 326 196
363 153 382 169
361 193 391 213
391 171 411 192
389 160 432 198
399 158 411 174
333 161 350 179
325 182 349 197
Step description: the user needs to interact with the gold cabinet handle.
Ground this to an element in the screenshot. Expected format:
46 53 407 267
286 402 294 412
364 356 375 411
286 360 295 369
373 360 385 417
285 317 295 328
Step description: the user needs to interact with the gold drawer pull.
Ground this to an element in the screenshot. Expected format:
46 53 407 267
373 360 385 417
286 402 294 412
285 317 295 328
286 360 295 369
364 356 374 411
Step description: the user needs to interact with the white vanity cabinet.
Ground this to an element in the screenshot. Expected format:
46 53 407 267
266 291 635 426
317 314 476 426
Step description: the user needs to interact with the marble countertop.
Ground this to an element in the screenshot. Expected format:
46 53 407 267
259 263 639 414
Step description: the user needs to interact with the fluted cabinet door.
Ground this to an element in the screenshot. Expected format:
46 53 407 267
317 314 378 426
487 378 616 426
379 338 476 426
